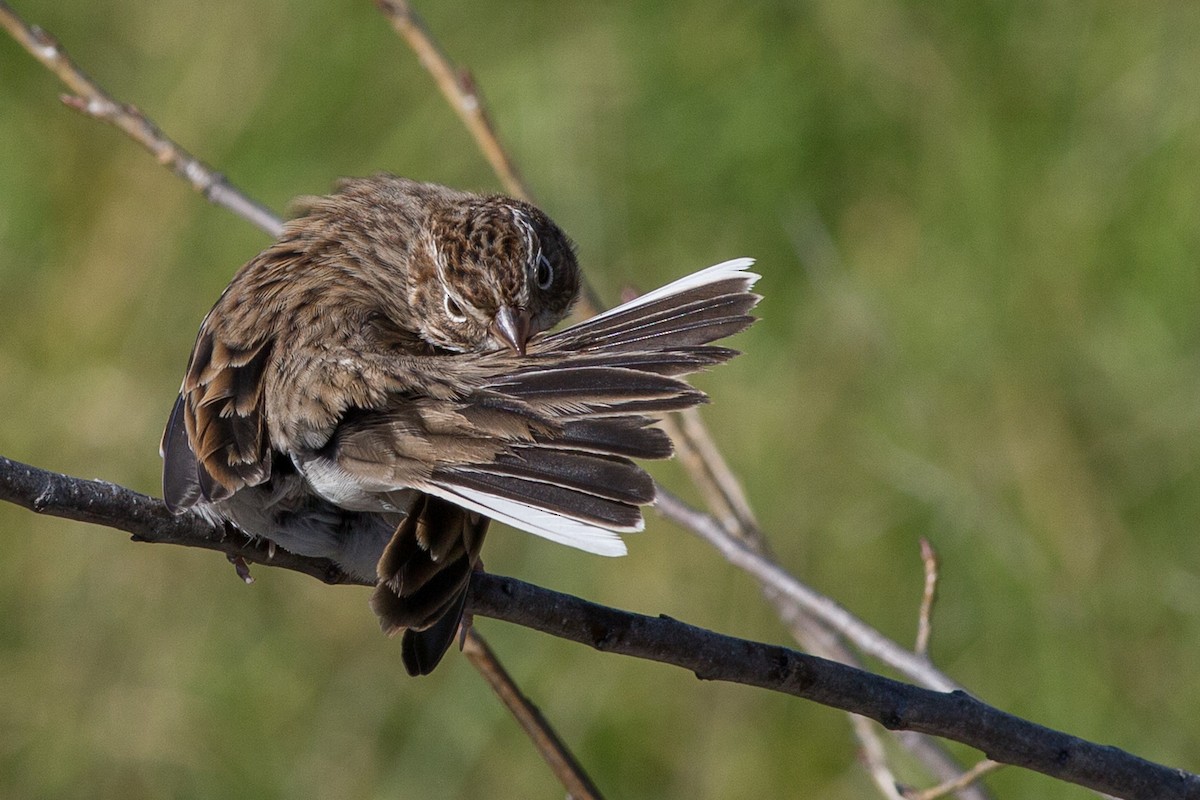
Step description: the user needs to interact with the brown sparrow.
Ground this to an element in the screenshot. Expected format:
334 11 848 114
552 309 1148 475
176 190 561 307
161 175 760 674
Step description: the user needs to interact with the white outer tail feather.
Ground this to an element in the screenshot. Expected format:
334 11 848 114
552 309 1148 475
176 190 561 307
429 484 632 556
583 257 760 325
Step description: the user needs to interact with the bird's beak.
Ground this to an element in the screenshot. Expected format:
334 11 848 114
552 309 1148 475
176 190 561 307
492 305 532 355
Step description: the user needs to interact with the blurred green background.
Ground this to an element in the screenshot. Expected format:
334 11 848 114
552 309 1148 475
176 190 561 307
2 1 1199 797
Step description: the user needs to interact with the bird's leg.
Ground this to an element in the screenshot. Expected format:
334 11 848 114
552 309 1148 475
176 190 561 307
226 553 255 584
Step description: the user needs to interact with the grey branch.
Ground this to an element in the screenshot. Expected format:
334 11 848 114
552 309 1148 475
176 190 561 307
1 455 1196 800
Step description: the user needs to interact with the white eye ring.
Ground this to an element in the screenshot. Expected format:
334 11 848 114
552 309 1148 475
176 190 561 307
536 253 554 290
443 290 468 323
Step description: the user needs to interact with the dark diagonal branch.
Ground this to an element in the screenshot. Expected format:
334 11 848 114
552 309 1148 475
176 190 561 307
0 457 1196 800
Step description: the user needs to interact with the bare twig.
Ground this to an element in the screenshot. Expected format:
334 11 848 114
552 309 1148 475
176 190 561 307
374 0 530 202
0 1 282 237
676 407 762 540
906 760 1004 800
1 457 1195 800
462 629 604 800
916 538 940 658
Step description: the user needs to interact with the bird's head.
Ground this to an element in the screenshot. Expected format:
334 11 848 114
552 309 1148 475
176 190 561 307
415 196 580 355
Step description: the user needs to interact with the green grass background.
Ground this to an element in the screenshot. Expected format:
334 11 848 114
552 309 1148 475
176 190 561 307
2 1 1199 797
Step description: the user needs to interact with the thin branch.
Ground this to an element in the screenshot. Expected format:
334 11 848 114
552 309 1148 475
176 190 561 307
854 713 909 800
2 457 1196 800
462 629 604 800
673 407 762 541
374 0 530 202
0 0 282 238
916 538 940 658
906 760 1004 800
897 733 995 800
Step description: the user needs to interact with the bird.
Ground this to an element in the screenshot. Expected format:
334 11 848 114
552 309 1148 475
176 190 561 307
161 174 760 675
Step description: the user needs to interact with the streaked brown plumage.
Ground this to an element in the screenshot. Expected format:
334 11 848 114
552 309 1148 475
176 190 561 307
162 174 759 674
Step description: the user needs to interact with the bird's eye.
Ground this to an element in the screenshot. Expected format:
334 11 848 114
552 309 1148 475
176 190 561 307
536 253 554 290
443 291 468 323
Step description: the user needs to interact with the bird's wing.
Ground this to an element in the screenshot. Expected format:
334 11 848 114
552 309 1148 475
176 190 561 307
319 258 761 556
161 322 274 511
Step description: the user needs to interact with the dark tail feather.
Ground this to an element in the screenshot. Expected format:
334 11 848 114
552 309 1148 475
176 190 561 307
492 366 706 416
551 293 758 353
402 585 471 676
369 495 489 676
541 418 674 459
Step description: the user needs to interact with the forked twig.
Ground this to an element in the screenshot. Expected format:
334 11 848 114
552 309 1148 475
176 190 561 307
653 488 960 692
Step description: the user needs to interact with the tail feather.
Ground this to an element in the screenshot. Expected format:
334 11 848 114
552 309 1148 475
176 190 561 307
521 346 740 377
433 468 644 531
544 258 760 349
537 418 674 460
371 495 489 676
492 366 705 416
548 293 758 353
489 448 655 504
401 586 471 676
